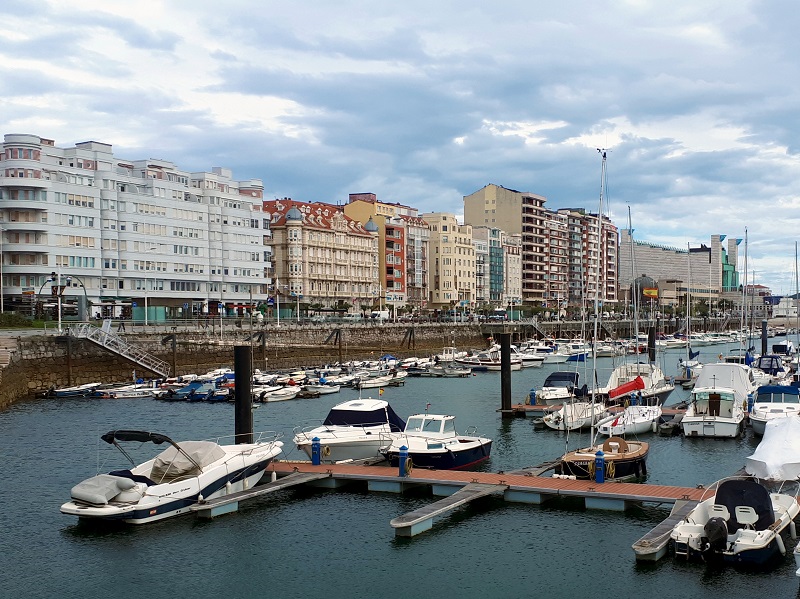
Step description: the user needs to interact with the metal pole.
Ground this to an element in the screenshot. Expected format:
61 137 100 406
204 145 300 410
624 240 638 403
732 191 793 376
296 292 300 324
0 229 4 314
276 280 280 326
499 331 513 417
144 285 148 327
57 269 62 333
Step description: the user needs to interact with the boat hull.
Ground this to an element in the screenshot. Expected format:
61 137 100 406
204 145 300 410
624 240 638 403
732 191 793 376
681 416 744 438
555 453 647 480
384 440 492 470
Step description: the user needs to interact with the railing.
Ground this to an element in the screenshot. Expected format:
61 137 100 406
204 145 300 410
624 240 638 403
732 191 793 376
69 322 170 377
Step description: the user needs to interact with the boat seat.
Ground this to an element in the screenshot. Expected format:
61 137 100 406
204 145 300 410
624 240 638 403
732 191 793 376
709 503 730 522
734 506 759 529
602 437 628 453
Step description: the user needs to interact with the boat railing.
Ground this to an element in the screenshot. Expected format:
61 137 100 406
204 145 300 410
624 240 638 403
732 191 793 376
208 430 283 447
292 422 395 441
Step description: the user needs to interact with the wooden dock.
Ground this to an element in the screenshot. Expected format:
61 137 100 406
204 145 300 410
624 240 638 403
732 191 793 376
631 499 698 561
190 471 331 519
270 461 706 542
390 482 507 537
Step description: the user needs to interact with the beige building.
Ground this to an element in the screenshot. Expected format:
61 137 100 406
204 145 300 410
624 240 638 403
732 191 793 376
263 199 378 313
421 212 475 311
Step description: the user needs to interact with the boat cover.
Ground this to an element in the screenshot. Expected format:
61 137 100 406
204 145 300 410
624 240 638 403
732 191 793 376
542 371 579 388
713 478 775 532
71 473 138 505
149 440 226 483
324 403 406 432
745 416 800 481
755 385 800 402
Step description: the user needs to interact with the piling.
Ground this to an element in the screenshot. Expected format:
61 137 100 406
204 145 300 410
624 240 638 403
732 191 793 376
761 319 768 356
499 332 512 417
234 345 253 444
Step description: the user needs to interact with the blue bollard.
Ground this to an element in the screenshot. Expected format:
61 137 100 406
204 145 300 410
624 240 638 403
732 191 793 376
594 450 605 484
398 445 409 478
311 436 321 465
747 393 754 414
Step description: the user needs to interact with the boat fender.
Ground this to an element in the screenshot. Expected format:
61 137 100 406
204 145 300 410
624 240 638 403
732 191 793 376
322 445 332 458
777 533 786 556
790 521 797 540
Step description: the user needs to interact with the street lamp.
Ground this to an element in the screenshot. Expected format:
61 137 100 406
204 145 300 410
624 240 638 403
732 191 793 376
0 228 4 314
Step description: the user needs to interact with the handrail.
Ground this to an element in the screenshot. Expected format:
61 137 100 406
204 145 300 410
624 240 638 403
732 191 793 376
69 323 170 377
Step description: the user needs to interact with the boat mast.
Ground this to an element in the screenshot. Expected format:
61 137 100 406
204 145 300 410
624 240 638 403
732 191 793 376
589 149 606 445
795 241 799 362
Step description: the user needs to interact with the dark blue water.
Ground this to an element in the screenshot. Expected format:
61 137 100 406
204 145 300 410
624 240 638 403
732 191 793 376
2 341 799 599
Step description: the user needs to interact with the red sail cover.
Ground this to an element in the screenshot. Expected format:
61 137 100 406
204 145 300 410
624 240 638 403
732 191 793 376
608 376 645 399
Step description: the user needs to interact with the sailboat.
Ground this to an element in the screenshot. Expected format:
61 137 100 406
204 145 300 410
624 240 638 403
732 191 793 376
556 150 649 480
677 243 703 388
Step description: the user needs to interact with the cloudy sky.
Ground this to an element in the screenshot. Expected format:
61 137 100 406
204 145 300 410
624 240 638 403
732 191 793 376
2 1 800 292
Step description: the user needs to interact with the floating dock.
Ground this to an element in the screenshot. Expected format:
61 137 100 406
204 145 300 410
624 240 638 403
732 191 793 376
631 499 699 561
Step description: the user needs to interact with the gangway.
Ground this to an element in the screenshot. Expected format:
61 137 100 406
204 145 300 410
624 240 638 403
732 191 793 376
69 321 171 378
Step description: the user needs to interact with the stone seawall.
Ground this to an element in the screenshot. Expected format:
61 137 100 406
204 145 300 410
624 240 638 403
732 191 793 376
0 324 490 409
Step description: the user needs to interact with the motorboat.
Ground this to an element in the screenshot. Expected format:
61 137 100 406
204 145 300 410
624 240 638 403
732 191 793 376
542 400 607 431
356 370 406 389
597 361 675 405
380 413 492 470
596 404 662 436
60 430 284 524
43 382 102 398
303 383 341 395
529 371 586 406
95 382 159 399
749 385 800 436
425 364 472 378
681 363 756 438
510 345 545 367
670 477 800 567
750 354 791 386
745 416 800 480
555 435 648 480
293 398 406 463
261 386 301 402
455 349 522 371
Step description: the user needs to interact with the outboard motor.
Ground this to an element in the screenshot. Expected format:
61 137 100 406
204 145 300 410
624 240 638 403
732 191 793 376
701 517 728 559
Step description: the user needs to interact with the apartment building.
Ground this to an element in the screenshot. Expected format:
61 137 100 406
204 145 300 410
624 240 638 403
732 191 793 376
421 213 475 311
264 199 378 312
0 133 267 320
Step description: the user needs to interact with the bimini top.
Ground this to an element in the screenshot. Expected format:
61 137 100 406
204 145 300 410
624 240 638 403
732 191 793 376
101 430 174 446
323 399 406 432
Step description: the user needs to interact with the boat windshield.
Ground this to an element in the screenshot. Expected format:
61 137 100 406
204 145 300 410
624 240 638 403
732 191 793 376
405 416 444 434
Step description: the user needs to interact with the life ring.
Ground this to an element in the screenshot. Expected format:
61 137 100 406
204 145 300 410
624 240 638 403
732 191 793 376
321 445 331 458
404 458 413 475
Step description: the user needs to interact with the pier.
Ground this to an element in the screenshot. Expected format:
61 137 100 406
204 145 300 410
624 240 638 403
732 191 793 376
268 461 706 539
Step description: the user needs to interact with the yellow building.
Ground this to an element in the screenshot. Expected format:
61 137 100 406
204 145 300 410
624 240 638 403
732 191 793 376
421 212 475 311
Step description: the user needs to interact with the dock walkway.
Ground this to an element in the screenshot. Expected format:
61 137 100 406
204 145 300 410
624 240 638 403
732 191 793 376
631 499 699 561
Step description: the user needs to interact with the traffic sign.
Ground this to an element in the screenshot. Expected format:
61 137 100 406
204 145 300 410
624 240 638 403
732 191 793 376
132 302 137 308
184 302 189 309
267 297 275 306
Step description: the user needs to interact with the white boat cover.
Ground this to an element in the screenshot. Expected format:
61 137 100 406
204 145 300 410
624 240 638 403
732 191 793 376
71 473 138 505
150 440 226 483
745 416 800 480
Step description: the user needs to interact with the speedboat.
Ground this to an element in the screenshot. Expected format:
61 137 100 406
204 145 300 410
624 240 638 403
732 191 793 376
681 363 756 438
529 371 586 406
60 430 284 524
381 413 492 470
555 435 648 480
455 349 522 371
670 476 799 567
293 398 406 463
749 385 800 436
542 400 606 431
303 383 341 395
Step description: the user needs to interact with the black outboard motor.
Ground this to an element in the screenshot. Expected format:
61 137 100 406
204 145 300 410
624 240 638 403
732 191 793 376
701 517 728 559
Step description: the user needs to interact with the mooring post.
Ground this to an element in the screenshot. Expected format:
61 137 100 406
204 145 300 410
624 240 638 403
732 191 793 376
234 345 253 444
761 319 768 356
499 331 513 418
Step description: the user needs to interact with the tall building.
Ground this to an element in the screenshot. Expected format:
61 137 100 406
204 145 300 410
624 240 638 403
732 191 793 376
263 199 378 312
344 193 430 312
420 213 475 311
502 233 522 309
464 184 617 310
0 133 267 319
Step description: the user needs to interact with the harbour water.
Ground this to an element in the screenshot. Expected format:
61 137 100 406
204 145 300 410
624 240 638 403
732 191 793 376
2 340 800 598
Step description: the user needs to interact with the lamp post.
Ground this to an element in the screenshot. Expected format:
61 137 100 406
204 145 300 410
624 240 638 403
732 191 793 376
0 228 4 314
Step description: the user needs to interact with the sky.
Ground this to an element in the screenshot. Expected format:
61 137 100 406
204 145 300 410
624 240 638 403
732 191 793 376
2 1 800 293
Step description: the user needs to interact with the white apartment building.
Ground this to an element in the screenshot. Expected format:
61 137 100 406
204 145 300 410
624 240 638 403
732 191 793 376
421 212 475 311
0 133 269 320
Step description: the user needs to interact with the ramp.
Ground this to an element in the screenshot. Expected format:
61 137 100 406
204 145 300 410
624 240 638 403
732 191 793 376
390 482 507 537
192 471 331 519
632 499 698 561
69 322 170 378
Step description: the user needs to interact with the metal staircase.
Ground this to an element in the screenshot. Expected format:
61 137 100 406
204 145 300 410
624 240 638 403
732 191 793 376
69 321 171 378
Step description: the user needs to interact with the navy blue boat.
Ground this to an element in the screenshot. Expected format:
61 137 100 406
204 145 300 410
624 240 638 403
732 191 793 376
380 413 492 470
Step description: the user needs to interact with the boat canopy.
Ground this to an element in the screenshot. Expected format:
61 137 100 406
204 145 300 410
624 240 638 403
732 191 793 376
150 440 226 483
101 430 174 445
751 355 786 376
755 385 800 403
745 416 800 480
542 372 579 388
712 478 775 532
324 402 406 432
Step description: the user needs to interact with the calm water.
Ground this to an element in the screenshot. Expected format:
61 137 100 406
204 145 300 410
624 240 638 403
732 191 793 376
2 340 799 599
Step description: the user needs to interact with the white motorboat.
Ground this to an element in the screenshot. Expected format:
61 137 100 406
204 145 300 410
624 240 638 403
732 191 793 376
293 398 406 463
356 370 406 389
597 361 675 405
749 385 800 436
596 404 662 436
529 371 585 406
262 386 301 402
456 349 522 371
510 345 545 367
681 363 756 438
542 401 607 431
60 430 283 524
670 476 800 567
95 382 159 399
380 413 492 470
303 383 341 395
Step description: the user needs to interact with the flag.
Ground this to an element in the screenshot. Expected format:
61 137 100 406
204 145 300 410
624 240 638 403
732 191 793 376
379 388 384 395
643 287 658 298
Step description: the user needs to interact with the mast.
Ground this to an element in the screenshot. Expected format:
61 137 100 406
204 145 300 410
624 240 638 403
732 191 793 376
686 242 692 361
589 148 606 445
